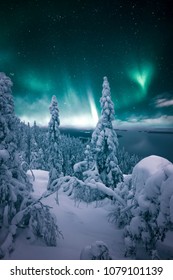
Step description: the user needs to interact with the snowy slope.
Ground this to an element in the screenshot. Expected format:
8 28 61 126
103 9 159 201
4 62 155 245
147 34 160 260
6 167 173 260
9 170 125 260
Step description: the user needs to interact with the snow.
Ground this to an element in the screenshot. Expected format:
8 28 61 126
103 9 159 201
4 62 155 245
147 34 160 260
132 155 172 197
3 162 173 260
73 160 87 173
0 149 9 162
170 196 173 223
8 170 125 260
86 180 126 206
129 216 142 236
124 155 173 258
131 155 173 220
80 240 112 259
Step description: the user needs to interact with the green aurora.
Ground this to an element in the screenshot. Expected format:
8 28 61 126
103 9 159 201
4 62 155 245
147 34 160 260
0 0 172 128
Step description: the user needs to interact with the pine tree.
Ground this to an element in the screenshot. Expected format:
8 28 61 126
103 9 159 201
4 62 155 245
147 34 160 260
0 72 32 229
25 122 32 165
47 95 63 189
32 120 40 144
16 120 28 162
0 75 61 257
91 76 123 189
30 130 39 169
61 135 85 176
37 148 46 170
117 147 141 174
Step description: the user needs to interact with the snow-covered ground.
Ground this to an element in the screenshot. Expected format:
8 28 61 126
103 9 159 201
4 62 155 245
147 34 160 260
9 170 125 260
6 169 173 260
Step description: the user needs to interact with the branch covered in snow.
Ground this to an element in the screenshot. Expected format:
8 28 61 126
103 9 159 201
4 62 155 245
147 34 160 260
0 188 62 258
21 161 35 181
56 175 126 206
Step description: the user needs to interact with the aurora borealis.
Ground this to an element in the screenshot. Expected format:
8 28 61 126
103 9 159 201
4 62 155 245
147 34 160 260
129 64 153 94
0 0 173 128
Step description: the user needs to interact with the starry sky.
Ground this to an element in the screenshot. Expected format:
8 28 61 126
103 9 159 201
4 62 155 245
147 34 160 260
0 0 173 128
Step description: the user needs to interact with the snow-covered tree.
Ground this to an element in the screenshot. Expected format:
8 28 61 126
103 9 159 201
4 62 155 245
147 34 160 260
117 147 141 174
30 131 40 169
84 144 94 170
74 144 93 180
36 148 47 170
123 156 173 257
60 135 85 176
0 74 61 258
108 155 173 258
28 202 61 246
108 174 133 228
66 77 124 203
15 121 28 163
47 95 63 189
25 122 32 165
91 76 123 189
73 144 105 203
0 72 32 228
32 120 40 145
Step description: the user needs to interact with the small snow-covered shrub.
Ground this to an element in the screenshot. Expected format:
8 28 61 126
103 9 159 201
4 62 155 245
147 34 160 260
108 174 133 227
29 203 62 246
80 241 112 260
73 163 106 203
73 145 106 203
73 183 106 204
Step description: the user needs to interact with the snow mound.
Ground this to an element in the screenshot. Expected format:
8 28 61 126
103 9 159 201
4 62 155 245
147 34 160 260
124 155 173 257
131 155 173 220
132 155 172 197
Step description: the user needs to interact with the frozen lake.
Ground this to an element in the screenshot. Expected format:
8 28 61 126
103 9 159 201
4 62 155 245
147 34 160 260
60 128 173 163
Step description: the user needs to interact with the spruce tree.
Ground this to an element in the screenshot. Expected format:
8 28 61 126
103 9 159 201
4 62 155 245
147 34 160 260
0 74 61 258
0 72 32 229
47 95 63 189
91 76 123 189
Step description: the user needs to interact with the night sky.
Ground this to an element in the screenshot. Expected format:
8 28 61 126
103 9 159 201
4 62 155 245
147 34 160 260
0 0 173 128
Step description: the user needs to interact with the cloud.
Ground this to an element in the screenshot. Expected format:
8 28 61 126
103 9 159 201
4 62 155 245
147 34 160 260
152 92 173 108
113 115 173 128
141 115 173 125
155 98 173 108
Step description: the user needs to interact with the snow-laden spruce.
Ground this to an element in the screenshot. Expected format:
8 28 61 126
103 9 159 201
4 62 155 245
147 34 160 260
59 77 124 203
91 76 123 189
73 144 107 202
117 147 141 174
59 144 125 206
0 73 32 257
60 134 85 176
115 155 173 257
47 95 63 189
0 73 32 221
